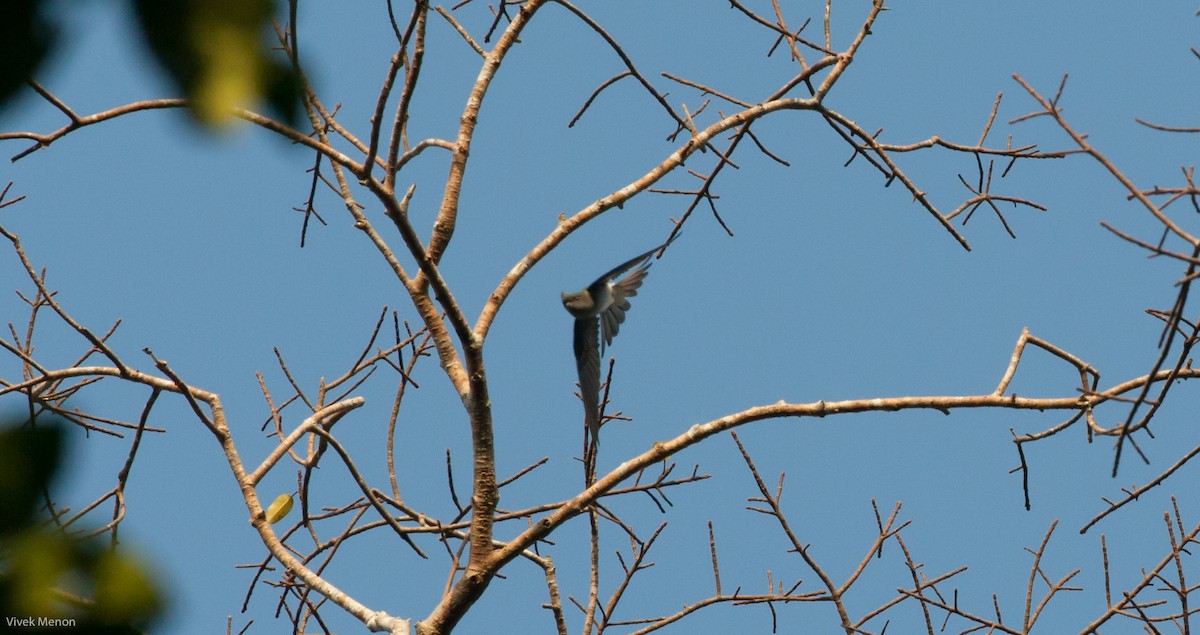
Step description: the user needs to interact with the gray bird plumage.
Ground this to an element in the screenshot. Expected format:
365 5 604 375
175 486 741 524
562 238 673 448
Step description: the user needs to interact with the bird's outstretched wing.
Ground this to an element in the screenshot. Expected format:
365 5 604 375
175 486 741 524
573 315 601 446
591 238 673 352
599 262 650 352
590 241 668 289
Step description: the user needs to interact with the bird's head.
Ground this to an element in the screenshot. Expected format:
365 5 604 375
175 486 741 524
561 290 592 316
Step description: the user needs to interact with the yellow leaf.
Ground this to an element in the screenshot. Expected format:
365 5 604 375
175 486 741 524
265 493 294 524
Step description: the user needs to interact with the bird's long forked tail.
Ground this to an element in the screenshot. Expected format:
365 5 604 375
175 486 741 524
582 361 611 484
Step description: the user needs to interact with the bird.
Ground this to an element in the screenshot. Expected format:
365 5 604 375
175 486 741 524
561 236 675 450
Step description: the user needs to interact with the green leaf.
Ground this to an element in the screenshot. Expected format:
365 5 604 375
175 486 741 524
0 0 55 115
3 531 72 617
0 422 64 535
92 549 163 625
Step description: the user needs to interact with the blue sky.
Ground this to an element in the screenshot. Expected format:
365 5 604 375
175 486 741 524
3 2 1200 633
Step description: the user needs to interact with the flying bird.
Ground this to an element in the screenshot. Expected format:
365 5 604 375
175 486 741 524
562 237 674 449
